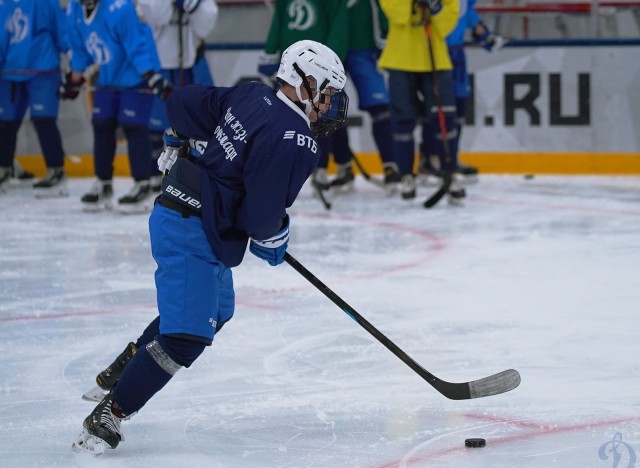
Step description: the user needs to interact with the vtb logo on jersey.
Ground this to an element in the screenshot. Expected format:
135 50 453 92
286 0 316 31
283 131 317 153
85 32 111 66
7 8 28 45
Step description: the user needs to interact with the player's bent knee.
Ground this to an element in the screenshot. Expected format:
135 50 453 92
154 334 206 369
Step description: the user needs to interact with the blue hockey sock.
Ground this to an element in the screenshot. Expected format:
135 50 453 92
32 117 65 168
122 124 152 182
134 316 160 349
392 119 416 175
369 106 395 164
0 120 21 167
93 119 118 181
423 117 459 172
149 131 164 175
331 125 352 165
317 138 331 169
112 335 205 415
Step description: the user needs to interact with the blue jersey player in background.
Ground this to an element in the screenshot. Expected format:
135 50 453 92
60 0 172 214
0 0 70 198
72 40 349 456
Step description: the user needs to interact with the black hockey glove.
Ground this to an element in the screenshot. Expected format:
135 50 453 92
144 71 173 101
472 23 506 52
416 0 442 15
58 72 85 100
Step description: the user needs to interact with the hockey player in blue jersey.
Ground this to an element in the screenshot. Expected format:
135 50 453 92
61 0 172 213
0 0 70 198
72 40 349 456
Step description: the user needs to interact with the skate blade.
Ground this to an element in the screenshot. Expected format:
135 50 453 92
82 385 106 402
82 201 113 213
34 188 70 199
454 173 479 185
384 184 399 197
331 183 355 195
117 202 152 215
416 174 442 187
447 195 465 206
72 429 108 456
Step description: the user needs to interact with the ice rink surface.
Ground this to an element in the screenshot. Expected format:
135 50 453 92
1 174 639 468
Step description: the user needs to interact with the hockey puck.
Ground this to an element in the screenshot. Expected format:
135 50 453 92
465 438 486 448
524 174 535 179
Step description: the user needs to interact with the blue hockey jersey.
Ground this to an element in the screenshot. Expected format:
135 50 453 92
0 0 69 82
167 82 320 268
65 0 160 88
447 0 481 49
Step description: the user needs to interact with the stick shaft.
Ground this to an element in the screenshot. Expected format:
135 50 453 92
284 252 450 392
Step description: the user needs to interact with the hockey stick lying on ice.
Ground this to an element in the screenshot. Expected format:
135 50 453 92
284 252 521 400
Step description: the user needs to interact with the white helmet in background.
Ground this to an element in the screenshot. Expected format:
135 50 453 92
276 40 349 138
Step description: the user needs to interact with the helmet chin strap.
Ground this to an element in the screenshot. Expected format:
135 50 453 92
293 64 322 119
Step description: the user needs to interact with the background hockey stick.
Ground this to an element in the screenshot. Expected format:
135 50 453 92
422 7 453 209
351 153 385 188
312 180 332 210
284 252 521 400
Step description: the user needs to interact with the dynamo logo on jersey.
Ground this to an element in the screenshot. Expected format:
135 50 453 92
7 8 29 45
85 32 111 66
287 0 316 31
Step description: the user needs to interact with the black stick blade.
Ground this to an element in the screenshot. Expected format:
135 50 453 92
312 184 331 210
423 172 452 208
468 369 521 399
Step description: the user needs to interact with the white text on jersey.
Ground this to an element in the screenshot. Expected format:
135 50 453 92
283 131 317 153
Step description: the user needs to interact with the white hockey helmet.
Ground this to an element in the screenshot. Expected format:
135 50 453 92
276 40 349 137
277 40 347 94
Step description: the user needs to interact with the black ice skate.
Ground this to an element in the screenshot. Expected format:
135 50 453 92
81 179 114 212
416 153 444 187
400 174 416 200
72 393 125 456
150 174 162 193
83 342 136 402
0 167 10 194
447 179 467 206
33 168 68 198
311 167 330 192
330 162 354 193
455 162 479 183
117 180 152 214
12 160 35 182
383 162 401 195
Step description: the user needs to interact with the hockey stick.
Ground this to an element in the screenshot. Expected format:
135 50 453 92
284 252 521 400
351 153 385 188
312 179 332 210
422 7 453 209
